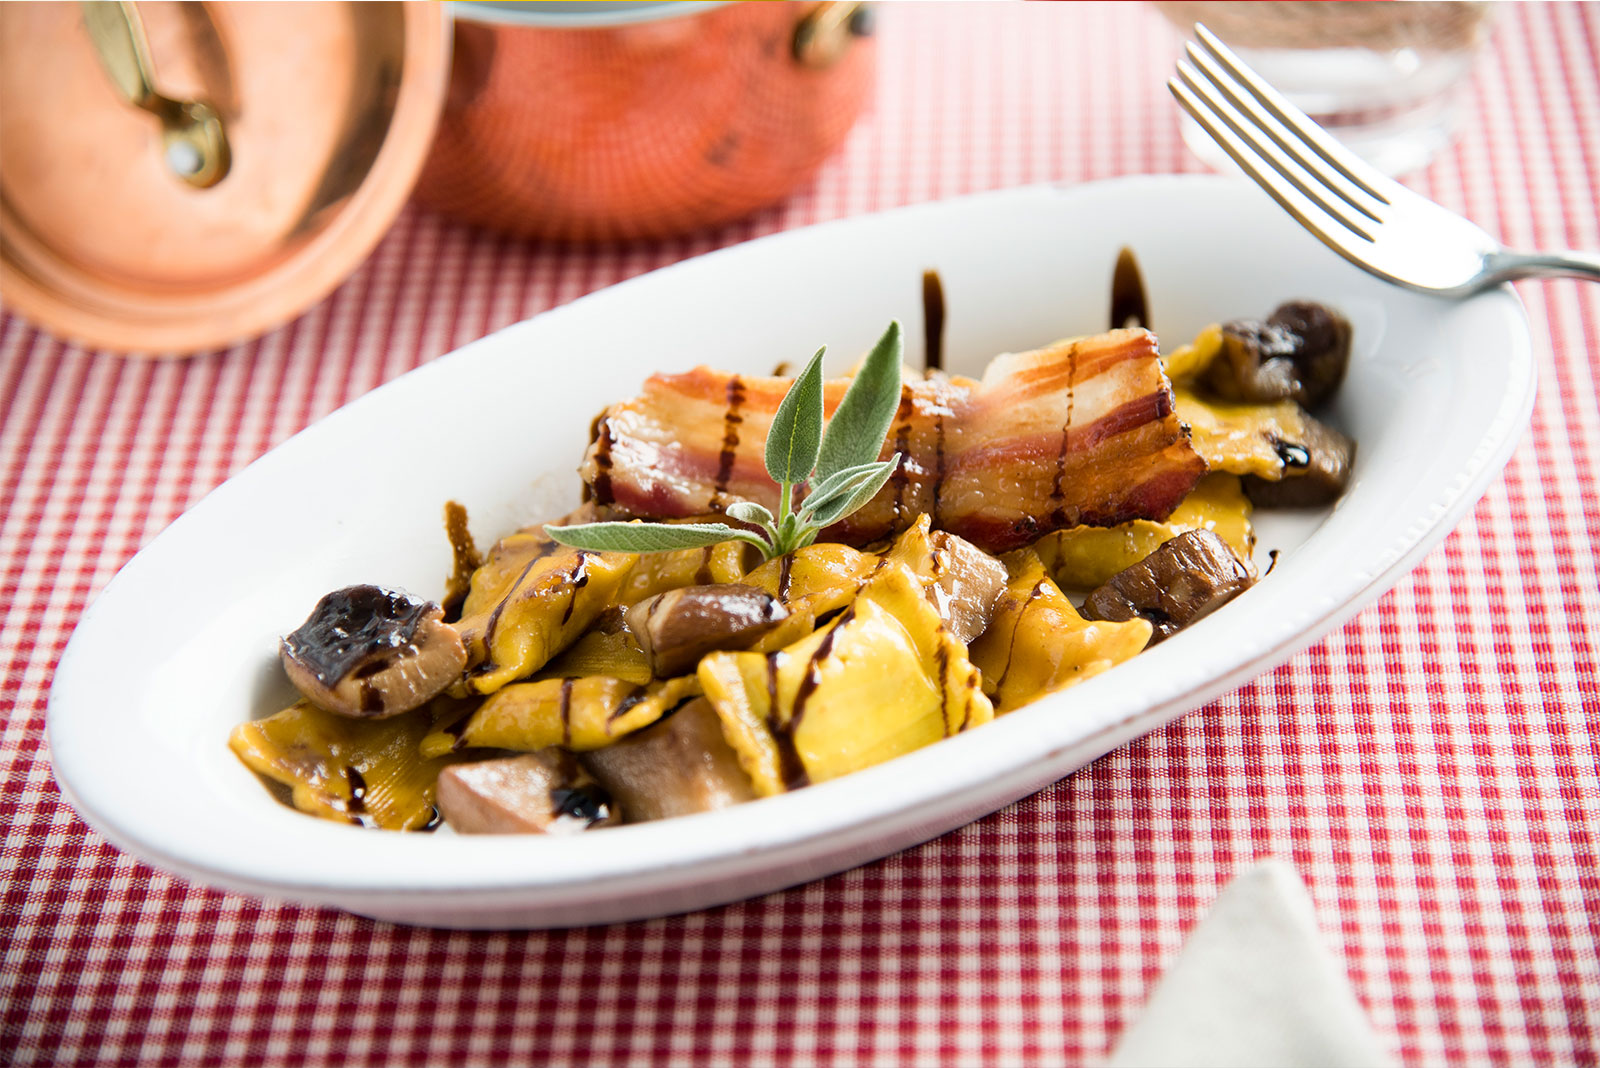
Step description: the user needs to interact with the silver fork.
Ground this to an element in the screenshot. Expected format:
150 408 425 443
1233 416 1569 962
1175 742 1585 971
1169 24 1600 298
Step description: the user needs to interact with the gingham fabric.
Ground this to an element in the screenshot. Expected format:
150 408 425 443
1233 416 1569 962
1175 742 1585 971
2 3 1596 1065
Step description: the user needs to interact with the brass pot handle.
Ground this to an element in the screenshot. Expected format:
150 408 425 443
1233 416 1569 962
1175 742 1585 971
793 1 871 69
81 1 230 187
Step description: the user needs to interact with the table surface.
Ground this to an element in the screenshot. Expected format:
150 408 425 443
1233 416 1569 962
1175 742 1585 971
3 3 1597 1065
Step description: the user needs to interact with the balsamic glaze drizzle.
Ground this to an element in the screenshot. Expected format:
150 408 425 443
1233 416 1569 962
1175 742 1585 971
1110 246 1149 329
922 269 946 373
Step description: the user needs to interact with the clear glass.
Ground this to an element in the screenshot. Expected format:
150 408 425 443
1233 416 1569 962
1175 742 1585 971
1155 1 1496 176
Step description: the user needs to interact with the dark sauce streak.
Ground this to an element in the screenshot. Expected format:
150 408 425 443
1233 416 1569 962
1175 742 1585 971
559 677 575 747
550 784 612 826
711 375 747 510
344 766 368 814
1265 549 1281 576
1048 343 1080 526
654 694 699 724
889 387 914 521
358 681 385 715
922 269 946 373
813 606 847 629
446 710 473 750
283 585 432 688
993 581 1048 693
558 554 592 625
1110 246 1149 329
695 546 715 586
777 553 795 601
931 416 946 527
934 642 951 736
1274 440 1312 470
480 540 563 658
590 418 616 507
763 653 808 789
608 684 649 725
792 607 853 720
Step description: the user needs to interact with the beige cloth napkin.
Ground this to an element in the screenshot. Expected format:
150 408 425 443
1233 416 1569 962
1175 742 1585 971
1108 860 1395 1068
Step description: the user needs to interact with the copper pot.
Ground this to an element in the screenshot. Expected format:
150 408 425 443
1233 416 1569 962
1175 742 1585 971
0 1 872 355
413 1 876 242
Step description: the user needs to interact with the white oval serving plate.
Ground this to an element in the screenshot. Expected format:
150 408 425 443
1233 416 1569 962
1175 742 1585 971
48 176 1534 929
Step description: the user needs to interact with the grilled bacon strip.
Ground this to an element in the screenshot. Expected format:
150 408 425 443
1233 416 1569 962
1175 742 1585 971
580 329 1207 554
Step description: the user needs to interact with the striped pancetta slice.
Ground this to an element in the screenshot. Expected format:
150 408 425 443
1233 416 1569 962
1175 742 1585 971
580 328 1207 554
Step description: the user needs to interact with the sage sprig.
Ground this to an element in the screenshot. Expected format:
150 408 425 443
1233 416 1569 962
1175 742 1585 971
547 321 905 562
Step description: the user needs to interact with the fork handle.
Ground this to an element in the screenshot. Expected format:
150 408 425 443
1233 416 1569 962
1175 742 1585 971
1484 249 1600 286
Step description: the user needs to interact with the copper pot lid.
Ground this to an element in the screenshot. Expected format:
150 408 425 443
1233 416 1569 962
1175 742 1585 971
0 2 451 356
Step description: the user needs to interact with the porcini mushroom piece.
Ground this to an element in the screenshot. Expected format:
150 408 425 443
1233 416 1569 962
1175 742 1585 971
1206 301 1352 408
580 697 757 821
885 517 1009 643
281 585 467 719
436 750 620 835
1032 473 1257 589
624 584 789 678
1243 417 1357 508
1078 529 1254 643
925 531 1008 643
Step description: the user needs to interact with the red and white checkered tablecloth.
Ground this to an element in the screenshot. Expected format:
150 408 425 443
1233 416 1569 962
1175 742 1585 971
3 2 1596 1064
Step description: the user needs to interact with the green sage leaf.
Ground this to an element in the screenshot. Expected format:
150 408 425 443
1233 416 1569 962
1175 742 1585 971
771 510 808 556
545 521 768 555
815 320 903 481
723 500 775 532
764 346 827 486
804 455 901 529
797 460 895 524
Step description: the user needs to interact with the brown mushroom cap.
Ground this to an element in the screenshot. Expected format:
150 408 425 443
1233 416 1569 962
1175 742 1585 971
436 750 620 834
1209 301 1352 409
281 585 467 719
624 583 788 678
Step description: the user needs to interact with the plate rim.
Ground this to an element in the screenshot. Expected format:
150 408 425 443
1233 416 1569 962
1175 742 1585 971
45 174 1537 917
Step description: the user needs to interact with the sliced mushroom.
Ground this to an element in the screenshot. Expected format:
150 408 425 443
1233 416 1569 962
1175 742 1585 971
923 530 1008 643
281 585 467 719
1078 529 1254 644
883 516 1008 643
580 697 757 821
1207 301 1352 408
435 749 620 834
624 583 788 678
1243 417 1356 508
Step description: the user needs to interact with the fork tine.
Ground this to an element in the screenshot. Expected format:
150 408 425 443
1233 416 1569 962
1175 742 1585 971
1169 75 1376 261
1173 58 1377 242
1194 23 1393 206
1183 42 1385 225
